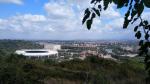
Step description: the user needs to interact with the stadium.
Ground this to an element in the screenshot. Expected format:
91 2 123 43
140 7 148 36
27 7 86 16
15 49 58 59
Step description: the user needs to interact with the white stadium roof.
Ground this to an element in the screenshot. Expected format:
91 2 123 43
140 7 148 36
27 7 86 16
15 49 58 57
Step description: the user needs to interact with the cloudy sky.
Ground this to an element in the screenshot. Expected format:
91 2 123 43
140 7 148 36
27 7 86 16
0 0 149 40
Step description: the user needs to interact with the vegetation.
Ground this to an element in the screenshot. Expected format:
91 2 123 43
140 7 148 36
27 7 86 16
0 49 147 84
82 0 150 81
0 40 43 53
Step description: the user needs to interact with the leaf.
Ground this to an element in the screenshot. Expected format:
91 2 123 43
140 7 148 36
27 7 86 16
86 20 92 30
131 9 137 20
123 19 130 29
91 0 95 4
143 0 150 8
92 8 100 16
82 14 90 24
134 26 138 32
145 33 149 40
129 0 133 6
131 18 138 24
82 9 91 24
135 1 144 17
98 5 102 11
91 13 96 19
125 10 130 18
139 40 144 46
139 22 143 27
103 0 112 10
135 31 141 39
117 0 129 8
148 25 150 30
144 20 148 25
113 0 118 4
145 26 149 29
84 8 90 15
117 0 124 8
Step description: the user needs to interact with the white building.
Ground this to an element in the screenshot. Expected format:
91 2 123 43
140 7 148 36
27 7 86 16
39 43 61 50
15 49 58 59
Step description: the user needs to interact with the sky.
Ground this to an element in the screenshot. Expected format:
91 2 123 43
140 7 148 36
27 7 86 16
0 0 149 40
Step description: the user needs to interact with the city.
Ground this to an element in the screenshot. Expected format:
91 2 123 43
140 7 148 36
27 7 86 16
15 40 140 61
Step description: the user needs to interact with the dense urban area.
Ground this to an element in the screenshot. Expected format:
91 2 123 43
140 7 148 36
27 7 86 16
35 40 140 61
0 40 147 84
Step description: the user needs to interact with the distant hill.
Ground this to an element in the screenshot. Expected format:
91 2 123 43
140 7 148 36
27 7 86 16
0 40 43 53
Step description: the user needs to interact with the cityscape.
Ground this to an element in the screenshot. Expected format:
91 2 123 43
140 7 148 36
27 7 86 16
15 40 140 61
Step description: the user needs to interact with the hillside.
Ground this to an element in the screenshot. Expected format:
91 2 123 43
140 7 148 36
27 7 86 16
0 53 147 84
0 40 43 53
0 40 148 84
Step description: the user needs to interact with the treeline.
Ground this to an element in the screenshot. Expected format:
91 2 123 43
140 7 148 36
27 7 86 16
0 40 43 53
0 51 147 84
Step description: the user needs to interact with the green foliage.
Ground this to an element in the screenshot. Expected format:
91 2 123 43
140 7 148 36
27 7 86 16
86 19 93 30
135 31 141 39
56 56 146 84
0 54 49 84
82 8 91 25
143 0 150 8
0 40 43 53
0 49 147 84
83 0 150 80
82 3 102 29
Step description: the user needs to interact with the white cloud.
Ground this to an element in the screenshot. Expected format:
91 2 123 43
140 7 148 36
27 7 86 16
0 14 49 33
13 14 47 22
0 0 23 5
142 11 150 22
0 0 135 40
101 4 121 19
44 2 75 19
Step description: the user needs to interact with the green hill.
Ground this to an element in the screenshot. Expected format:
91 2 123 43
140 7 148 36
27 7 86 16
0 53 147 84
0 40 43 53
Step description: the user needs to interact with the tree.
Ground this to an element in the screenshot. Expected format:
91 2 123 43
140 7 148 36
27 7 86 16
82 0 150 82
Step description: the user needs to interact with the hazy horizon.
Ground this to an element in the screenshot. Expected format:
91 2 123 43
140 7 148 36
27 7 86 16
0 38 137 41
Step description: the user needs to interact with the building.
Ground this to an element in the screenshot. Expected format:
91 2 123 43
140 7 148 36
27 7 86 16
79 50 98 60
61 45 97 51
40 43 61 50
15 49 58 59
